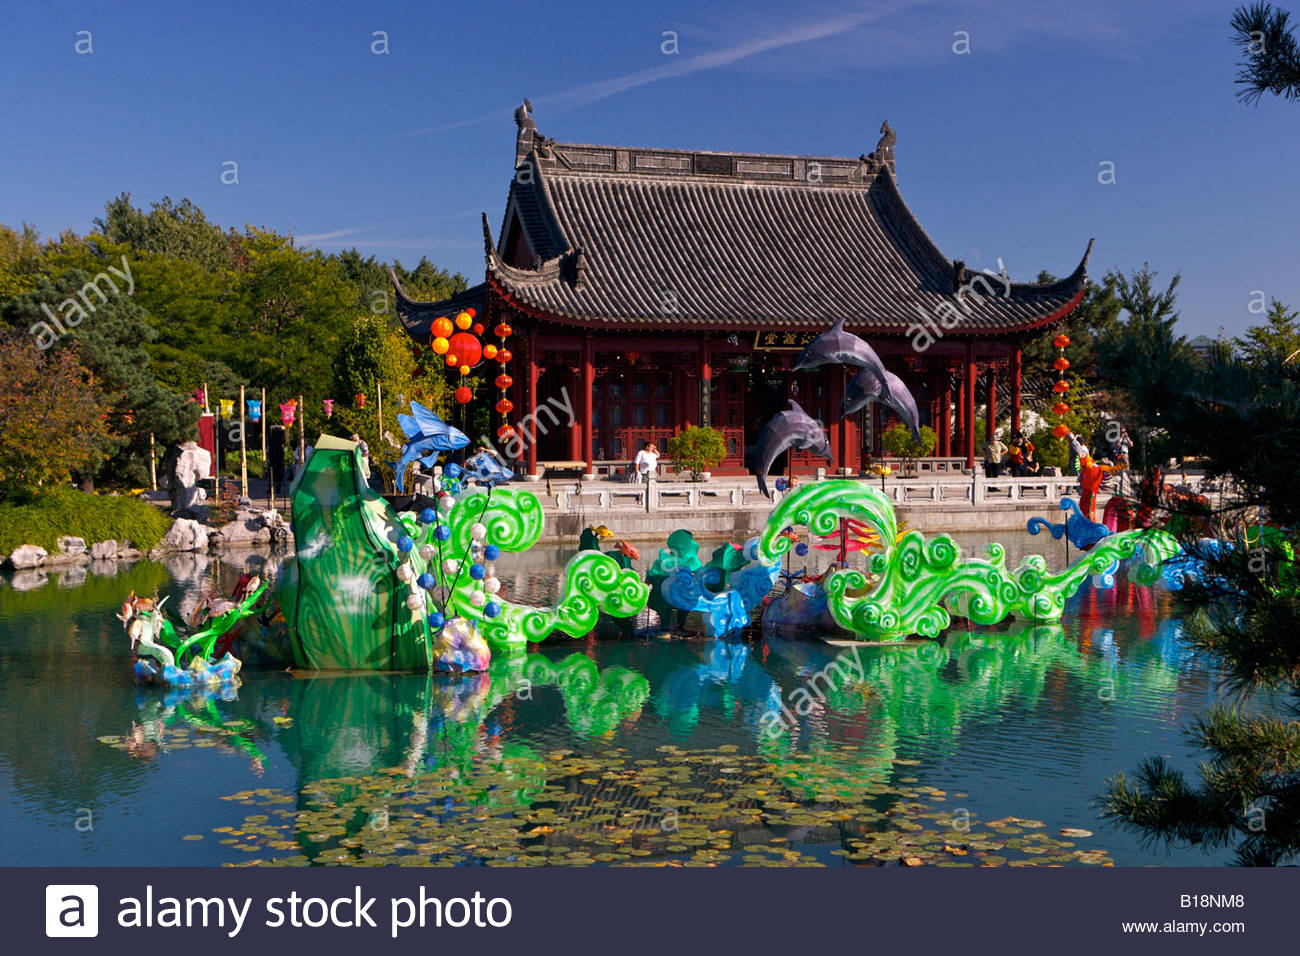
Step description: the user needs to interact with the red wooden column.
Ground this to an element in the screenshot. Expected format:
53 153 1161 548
698 336 712 429
940 364 953 457
582 333 594 476
985 368 998 442
1010 345 1023 435
567 364 581 461
828 368 843 474
964 341 976 470
526 333 539 477
955 366 965 460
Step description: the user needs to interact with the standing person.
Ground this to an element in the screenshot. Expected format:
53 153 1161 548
982 429 1007 478
632 441 659 483
1113 426 1133 468
351 433 371 483
1009 429 1033 477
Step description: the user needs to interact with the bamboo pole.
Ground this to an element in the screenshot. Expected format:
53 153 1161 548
298 393 306 465
239 384 248 500
377 381 383 442
260 387 267 483
148 431 157 491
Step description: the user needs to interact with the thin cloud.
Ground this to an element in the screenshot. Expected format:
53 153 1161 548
399 1 925 137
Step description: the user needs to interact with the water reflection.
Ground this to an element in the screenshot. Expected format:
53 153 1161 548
0 550 1226 865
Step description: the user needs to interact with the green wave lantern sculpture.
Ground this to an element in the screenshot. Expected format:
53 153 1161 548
278 437 648 669
757 480 1179 641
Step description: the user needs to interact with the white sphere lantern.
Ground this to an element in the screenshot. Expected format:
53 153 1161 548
443 558 459 575
405 592 425 611
395 563 415 583
419 544 437 562
437 495 454 514
484 577 501 594
468 590 487 607
470 522 487 542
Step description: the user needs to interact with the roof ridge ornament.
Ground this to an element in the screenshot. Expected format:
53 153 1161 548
860 120 896 176
515 98 537 165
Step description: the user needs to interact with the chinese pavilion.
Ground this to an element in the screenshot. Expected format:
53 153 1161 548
394 102 1090 478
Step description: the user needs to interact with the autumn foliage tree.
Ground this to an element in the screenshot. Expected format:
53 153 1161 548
0 336 111 498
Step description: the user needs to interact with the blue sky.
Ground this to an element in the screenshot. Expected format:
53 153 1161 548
1 0 1296 337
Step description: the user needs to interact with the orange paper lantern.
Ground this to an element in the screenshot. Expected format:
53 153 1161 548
455 311 472 330
460 365 471 377
1052 424 1070 438
446 353 459 367
432 317 454 339
483 344 499 361
432 336 449 355
448 331 482 367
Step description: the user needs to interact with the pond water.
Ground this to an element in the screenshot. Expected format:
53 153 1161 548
0 533 1232 867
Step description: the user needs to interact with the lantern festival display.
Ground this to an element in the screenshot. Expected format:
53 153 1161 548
323 398 334 419
1050 333 1071 439
280 400 297 427
218 398 235 420
246 399 261 423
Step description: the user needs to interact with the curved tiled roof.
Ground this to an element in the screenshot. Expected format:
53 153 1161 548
399 120 1090 336
391 269 486 340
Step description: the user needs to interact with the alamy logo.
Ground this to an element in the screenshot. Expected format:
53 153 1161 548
45 885 99 937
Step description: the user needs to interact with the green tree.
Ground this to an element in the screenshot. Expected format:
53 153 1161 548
1233 3 1300 103
0 336 112 497
96 194 232 269
1235 298 1300 366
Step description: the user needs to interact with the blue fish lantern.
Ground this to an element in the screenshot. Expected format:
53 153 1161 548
246 399 261 423
464 450 514 486
392 402 469 492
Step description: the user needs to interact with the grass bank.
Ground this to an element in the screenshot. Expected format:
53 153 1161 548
0 489 172 555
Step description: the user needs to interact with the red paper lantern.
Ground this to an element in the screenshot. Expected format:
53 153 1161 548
448 331 482 367
497 424 516 440
432 317 454 339
497 348 513 364
1052 424 1070 438
472 323 485 335
465 307 476 318
446 353 459 367
1053 334 1070 349
455 386 473 404
494 323 512 338
495 373 513 389
1052 402 1070 416
354 392 366 408
1052 380 1070 393
1053 357 1071 371
496 399 514 414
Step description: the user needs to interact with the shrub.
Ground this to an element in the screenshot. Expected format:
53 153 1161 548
666 426 727 481
881 423 937 461
0 488 173 554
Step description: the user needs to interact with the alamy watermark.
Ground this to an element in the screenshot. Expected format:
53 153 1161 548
28 254 135 350
906 259 1011 353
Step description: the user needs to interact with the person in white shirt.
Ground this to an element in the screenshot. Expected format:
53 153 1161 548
632 442 659 483
1067 431 1089 476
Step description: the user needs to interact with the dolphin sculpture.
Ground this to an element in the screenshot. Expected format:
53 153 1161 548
392 402 469 492
792 317 890 387
753 400 833 498
844 367 922 441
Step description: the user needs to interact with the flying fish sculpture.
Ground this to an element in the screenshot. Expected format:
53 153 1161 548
392 402 469 492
